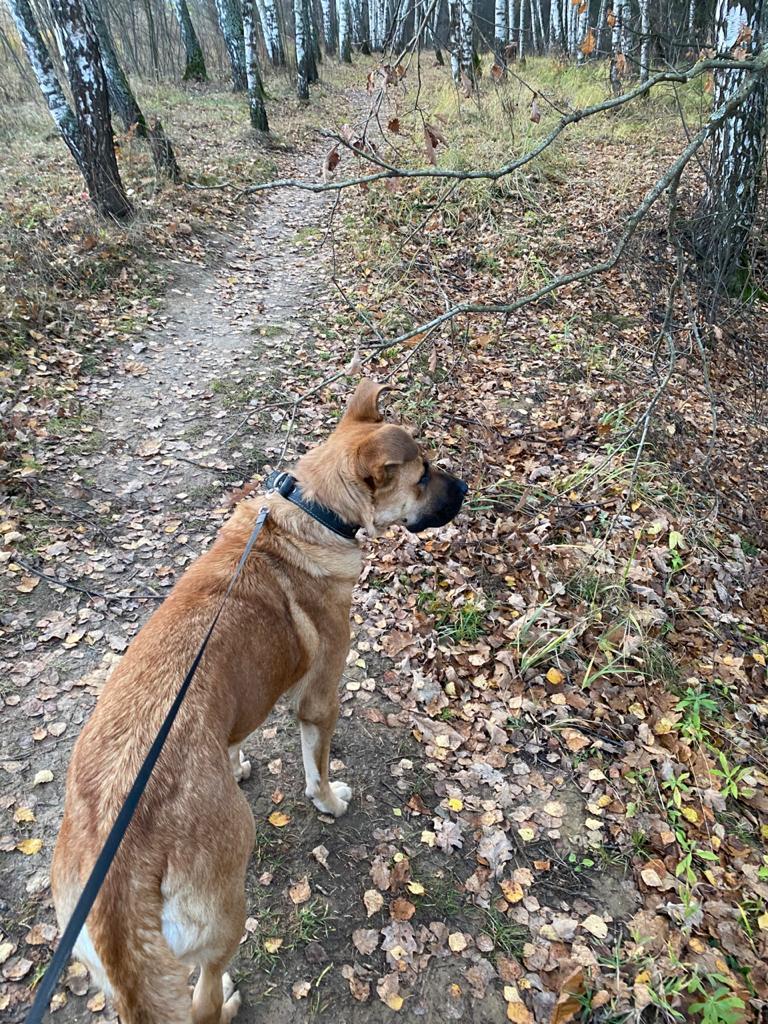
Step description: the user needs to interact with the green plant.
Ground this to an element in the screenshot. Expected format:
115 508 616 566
711 751 752 801
687 973 745 1024
677 686 718 743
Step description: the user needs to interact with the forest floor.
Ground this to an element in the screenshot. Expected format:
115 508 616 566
1 58 768 1024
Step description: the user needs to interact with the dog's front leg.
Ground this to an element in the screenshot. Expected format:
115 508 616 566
298 694 351 817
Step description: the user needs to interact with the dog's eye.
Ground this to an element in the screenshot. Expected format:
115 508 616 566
417 461 430 486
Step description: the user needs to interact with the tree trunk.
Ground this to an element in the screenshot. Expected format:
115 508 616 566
698 0 767 287
639 0 650 80
256 0 286 64
304 0 320 80
241 0 269 128
321 0 337 51
214 0 247 90
6 0 85 173
494 0 507 67
549 0 563 52
83 0 181 179
687 0 696 41
169 0 207 80
358 0 372 52
609 0 623 95
518 0 526 57
48 0 132 218
458 0 473 77
294 0 310 96
338 0 352 60
596 0 608 53
142 0 160 77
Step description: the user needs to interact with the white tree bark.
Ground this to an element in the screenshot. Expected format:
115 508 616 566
687 0 696 40
321 0 336 51
213 0 247 90
639 0 650 80
494 0 507 65
338 0 351 60
169 0 206 80
459 0 473 74
242 0 269 126
700 0 767 283
256 0 285 65
48 0 132 218
518 0 526 57
549 0 563 52
293 0 309 97
6 0 84 171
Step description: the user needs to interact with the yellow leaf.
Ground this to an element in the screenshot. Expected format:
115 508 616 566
546 668 564 685
447 797 463 812
385 994 404 1011
13 807 35 823
17 838 42 855
500 879 524 904
757 912 768 931
407 881 425 895
448 932 467 952
268 811 290 827
264 937 283 954
420 830 436 847
33 769 54 786
653 717 676 736
518 827 536 842
681 807 699 823
753 651 766 666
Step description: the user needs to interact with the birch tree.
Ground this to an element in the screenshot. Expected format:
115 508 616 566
83 0 181 180
242 0 269 127
698 0 767 285
169 0 207 80
639 0 650 79
458 0 474 78
48 0 132 218
294 0 310 97
214 0 247 90
321 0 337 52
5 0 84 173
338 0 352 60
257 0 285 64
518 0 527 57
494 0 507 67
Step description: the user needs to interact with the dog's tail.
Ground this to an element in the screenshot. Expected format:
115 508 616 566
54 848 189 1024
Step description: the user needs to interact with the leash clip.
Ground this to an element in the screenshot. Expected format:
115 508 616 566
267 471 295 498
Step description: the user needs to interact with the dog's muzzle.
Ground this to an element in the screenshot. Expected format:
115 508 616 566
406 474 469 533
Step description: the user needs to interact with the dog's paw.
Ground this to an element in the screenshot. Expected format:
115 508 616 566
311 780 352 817
230 749 251 783
221 974 241 1022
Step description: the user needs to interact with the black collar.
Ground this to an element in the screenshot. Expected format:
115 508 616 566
265 472 360 542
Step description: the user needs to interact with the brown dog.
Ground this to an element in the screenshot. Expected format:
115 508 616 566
51 380 467 1024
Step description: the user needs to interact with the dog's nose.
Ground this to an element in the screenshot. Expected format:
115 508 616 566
457 479 469 496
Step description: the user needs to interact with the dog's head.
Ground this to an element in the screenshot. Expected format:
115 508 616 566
297 380 468 536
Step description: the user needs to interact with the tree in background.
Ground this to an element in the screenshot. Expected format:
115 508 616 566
697 0 767 289
338 0 352 60
169 0 207 81
214 0 247 90
242 0 269 127
256 0 285 65
5 0 84 173
48 0 132 218
294 0 310 96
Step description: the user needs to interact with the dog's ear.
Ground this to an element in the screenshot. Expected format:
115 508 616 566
344 379 391 423
357 425 419 487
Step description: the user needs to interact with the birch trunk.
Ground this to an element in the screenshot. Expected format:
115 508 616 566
48 0 132 218
6 0 84 172
458 0 473 77
596 0 608 53
518 0 526 57
687 0 696 41
305 0 320 80
321 0 336 51
214 0 247 90
257 0 285 64
338 0 352 60
242 0 269 127
494 0 507 66
639 0 649 80
532 0 545 53
83 0 181 179
294 0 309 96
698 0 767 285
549 0 563 52
609 0 623 94
169 0 206 80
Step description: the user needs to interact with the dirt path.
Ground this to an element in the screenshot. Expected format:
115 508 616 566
1 133 524 1023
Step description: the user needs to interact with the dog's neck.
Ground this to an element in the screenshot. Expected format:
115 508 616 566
293 445 376 538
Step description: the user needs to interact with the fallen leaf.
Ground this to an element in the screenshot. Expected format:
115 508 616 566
363 889 384 917
289 876 311 905
268 811 290 827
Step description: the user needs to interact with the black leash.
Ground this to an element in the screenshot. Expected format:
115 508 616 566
26 505 270 1024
